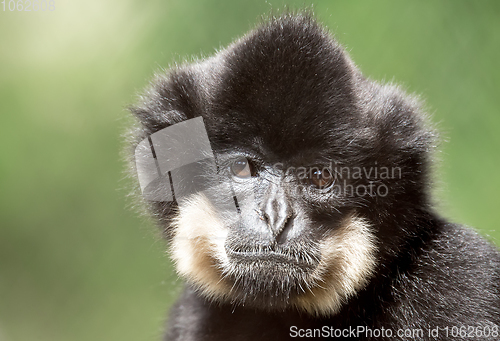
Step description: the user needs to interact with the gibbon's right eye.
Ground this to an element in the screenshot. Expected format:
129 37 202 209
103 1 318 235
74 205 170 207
230 157 253 179
309 168 334 189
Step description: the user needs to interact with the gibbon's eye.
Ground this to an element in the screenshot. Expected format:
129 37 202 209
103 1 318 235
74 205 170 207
309 168 334 189
230 157 253 179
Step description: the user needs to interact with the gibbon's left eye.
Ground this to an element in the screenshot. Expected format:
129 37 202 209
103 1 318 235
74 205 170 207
309 168 334 189
230 157 253 179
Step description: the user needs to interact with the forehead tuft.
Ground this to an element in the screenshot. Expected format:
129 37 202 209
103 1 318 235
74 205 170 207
204 14 358 157
132 13 361 159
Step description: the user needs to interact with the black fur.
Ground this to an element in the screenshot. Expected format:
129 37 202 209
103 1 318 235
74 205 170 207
130 13 500 340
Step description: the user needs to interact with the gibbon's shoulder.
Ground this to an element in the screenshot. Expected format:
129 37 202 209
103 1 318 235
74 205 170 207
387 222 500 327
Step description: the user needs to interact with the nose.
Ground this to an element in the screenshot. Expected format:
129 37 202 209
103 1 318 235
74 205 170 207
261 184 294 238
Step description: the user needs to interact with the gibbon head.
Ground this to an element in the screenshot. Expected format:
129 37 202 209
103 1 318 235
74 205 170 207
130 13 434 316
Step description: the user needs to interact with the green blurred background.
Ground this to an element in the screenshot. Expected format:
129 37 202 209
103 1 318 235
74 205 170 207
0 1 498 340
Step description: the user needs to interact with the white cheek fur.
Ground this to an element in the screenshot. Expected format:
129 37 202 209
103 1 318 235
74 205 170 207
291 215 378 316
170 192 378 316
170 193 233 301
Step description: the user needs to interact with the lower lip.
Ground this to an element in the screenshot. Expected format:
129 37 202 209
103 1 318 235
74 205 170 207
226 249 314 268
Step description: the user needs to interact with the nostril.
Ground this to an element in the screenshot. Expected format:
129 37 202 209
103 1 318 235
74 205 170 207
276 213 294 244
256 208 270 224
263 211 271 225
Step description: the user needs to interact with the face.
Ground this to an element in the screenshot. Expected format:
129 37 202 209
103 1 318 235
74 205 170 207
168 117 379 316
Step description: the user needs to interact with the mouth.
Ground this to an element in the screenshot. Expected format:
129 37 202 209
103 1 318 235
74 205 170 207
225 246 319 271
220 246 321 309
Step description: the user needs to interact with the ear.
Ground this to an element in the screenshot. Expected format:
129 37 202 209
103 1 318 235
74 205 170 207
365 83 436 157
358 81 437 210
